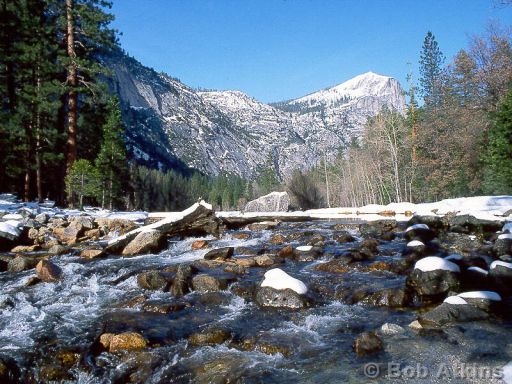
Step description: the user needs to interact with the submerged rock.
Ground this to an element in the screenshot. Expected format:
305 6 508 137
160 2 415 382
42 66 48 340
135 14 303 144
188 328 231 346
353 331 383 357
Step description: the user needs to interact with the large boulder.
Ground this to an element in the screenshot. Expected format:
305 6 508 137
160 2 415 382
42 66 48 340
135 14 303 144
121 229 167 256
244 191 289 213
489 260 512 296
417 300 489 328
406 256 460 303
137 271 173 291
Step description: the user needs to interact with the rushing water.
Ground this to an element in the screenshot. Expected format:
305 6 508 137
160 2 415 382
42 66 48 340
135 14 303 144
0 221 511 383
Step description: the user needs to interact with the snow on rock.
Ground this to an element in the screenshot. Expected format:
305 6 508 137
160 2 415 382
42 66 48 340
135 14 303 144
490 260 512 270
457 291 501 301
504 361 512 384
498 233 512 240
244 191 289 213
407 240 425 248
443 296 468 305
2 213 23 220
405 224 429 232
467 266 489 275
414 256 460 273
260 268 308 295
503 222 512 233
445 254 464 261
296 245 313 252
0 222 21 239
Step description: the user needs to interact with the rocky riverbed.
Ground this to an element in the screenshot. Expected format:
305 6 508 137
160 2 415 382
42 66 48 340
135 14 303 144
1 196 512 383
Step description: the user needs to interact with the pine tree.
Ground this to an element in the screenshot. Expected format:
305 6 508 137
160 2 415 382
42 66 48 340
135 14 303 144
419 31 445 109
65 158 100 209
62 0 117 175
483 88 512 194
95 96 128 210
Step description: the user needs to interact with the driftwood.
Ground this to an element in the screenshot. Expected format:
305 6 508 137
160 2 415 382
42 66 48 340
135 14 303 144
220 215 321 230
104 201 223 254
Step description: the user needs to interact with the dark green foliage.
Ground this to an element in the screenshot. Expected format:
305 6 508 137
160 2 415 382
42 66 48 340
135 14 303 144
95 97 128 209
419 31 445 109
129 167 250 211
65 159 100 209
483 88 512 194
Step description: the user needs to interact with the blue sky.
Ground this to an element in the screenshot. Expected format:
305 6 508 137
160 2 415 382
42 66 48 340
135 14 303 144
111 0 512 103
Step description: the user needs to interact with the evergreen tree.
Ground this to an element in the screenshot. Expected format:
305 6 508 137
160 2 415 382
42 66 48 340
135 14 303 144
61 0 117 174
65 158 100 209
419 31 445 109
483 88 512 194
95 96 128 209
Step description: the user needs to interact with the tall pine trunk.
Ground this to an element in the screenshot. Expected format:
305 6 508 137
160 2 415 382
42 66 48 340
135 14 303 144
65 0 78 174
35 70 43 203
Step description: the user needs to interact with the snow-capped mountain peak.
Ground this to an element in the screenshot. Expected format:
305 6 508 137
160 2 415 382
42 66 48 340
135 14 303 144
108 51 406 179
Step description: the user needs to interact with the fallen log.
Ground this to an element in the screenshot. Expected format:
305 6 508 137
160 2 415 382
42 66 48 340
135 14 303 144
104 201 223 255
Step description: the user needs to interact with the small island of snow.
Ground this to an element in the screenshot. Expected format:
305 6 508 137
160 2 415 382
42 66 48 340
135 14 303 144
414 256 460 273
260 268 308 295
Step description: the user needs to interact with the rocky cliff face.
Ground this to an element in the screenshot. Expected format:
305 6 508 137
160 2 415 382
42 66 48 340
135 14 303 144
107 52 405 179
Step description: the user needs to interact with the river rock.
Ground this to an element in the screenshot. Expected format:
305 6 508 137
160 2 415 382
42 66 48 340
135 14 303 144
380 323 405 335
353 331 383 357
191 274 229 292
254 254 283 267
446 215 502 236
0 222 21 251
334 231 356 243
361 288 411 308
244 191 289 212
170 264 197 297
188 328 231 346
79 249 104 259
405 224 435 243
417 301 489 328
34 213 49 225
204 247 233 261
102 332 148 352
122 229 166 256
493 234 512 256
294 245 323 262
137 271 173 291
247 221 280 231
255 286 309 309
0 355 21 384
48 244 69 255
7 256 39 272
52 226 83 245
69 215 95 230
35 260 63 282
406 256 460 302
489 260 512 295
94 218 137 237
191 239 209 250
269 233 287 245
